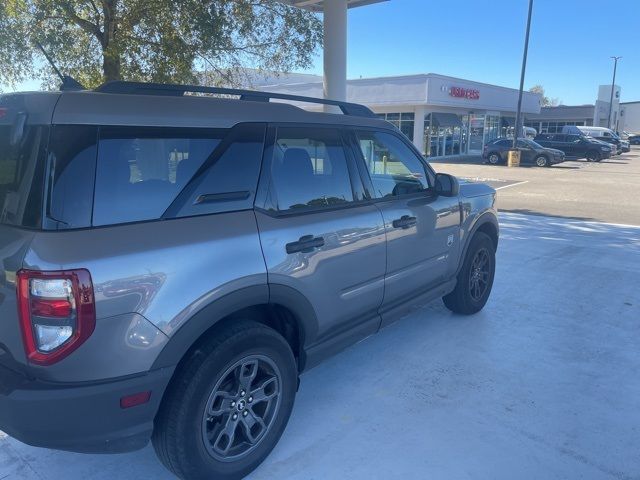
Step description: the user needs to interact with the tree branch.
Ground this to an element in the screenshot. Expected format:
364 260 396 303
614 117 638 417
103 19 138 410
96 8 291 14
59 1 103 41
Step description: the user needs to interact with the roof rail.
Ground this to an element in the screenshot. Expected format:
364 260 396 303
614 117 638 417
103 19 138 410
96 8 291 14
94 81 376 118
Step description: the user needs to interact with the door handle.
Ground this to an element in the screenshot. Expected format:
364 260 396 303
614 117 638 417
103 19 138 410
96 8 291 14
392 215 417 229
286 235 325 254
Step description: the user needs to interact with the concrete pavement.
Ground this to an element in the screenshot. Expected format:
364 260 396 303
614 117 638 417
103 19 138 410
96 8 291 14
433 146 640 225
2 211 639 480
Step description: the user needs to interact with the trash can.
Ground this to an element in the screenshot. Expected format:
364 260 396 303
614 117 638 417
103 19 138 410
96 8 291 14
507 149 521 167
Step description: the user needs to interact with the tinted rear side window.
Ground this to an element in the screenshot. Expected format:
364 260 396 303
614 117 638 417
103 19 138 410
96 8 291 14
47 125 98 229
270 127 355 212
167 123 266 218
93 127 224 226
0 123 47 228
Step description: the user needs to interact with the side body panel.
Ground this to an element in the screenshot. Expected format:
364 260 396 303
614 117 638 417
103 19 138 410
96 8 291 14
0 227 35 370
21 211 267 382
256 206 387 351
376 193 461 324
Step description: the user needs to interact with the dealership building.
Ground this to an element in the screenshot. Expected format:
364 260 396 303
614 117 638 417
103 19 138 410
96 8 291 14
262 73 541 156
523 85 640 135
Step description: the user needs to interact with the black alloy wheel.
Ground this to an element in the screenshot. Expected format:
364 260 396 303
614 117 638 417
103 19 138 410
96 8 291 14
443 231 496 315
202 355 282 462
468 247 491 302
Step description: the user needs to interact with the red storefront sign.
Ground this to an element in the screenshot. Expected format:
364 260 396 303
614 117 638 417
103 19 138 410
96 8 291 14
449 86 480 100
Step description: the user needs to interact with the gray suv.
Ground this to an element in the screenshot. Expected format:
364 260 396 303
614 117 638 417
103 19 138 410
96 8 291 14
0 82 498 480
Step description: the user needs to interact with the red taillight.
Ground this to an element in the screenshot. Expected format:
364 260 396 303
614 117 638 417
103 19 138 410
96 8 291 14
17 269 96 366
30 298 73 317
0 107 7 119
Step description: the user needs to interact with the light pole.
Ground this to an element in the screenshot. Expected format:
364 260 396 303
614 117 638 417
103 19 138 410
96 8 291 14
607 56 621 130
512 0 534 151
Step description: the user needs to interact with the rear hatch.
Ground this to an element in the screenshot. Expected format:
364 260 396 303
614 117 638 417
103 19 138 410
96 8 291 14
0 93 57 373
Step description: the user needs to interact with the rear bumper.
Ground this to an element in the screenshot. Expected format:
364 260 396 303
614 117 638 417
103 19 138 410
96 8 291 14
0 363 174 453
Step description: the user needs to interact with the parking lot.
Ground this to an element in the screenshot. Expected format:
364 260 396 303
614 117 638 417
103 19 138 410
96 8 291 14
432 146 640 225
1 151 639 479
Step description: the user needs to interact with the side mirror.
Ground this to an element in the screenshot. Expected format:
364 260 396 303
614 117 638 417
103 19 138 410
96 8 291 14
435 173 459 197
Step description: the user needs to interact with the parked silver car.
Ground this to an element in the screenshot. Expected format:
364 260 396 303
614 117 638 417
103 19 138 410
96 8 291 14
0 82 498 480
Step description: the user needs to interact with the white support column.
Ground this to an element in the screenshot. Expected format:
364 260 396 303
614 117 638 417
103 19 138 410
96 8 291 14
323 0 348 106
413 106 426 154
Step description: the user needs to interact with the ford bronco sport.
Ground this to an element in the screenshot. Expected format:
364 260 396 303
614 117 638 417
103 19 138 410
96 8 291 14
0 82 498 480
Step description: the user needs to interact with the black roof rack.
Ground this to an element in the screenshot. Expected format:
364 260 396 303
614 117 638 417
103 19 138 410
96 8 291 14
94 81 376 118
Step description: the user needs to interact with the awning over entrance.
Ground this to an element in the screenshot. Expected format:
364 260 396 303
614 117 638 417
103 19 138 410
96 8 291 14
431 112 463 128
502 116 516 127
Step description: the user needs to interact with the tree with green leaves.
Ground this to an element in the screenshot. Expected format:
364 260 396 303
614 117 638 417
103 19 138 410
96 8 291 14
0 0 323 89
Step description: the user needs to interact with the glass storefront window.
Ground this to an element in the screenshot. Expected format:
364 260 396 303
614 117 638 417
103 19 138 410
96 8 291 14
377 112 414 141
468 114 485 153
484 115 500 144
531 121 585 134
424 115 462 157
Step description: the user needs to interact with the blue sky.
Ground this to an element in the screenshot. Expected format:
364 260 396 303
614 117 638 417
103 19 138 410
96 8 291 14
5 0 639 105
301 0 640 105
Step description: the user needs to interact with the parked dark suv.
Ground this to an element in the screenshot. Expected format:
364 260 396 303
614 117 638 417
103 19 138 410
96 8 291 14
0 82 498 480
534 133 612 161
483 137 565 167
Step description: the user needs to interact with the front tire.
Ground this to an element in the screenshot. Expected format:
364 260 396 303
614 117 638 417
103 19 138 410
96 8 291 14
487 152 501 165
152 320 297 480
585 150 601 162
534 155 550 167
443 232 496 315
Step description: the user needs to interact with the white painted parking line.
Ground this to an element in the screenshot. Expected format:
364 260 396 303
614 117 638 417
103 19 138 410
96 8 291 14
495 180 529 190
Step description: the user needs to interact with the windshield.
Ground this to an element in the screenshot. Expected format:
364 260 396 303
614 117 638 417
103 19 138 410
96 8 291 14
0 124 47 227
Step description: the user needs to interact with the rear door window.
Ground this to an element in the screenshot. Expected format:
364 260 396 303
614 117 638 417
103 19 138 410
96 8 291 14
269 127 356 212
166 124 266 218
93 127 224 226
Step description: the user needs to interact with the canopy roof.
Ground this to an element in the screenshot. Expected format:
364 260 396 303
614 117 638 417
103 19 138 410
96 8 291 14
275 0 387 12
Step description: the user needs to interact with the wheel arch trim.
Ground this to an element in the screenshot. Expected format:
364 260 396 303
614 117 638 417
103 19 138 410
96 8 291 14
150 284 319 372
456 212 499 275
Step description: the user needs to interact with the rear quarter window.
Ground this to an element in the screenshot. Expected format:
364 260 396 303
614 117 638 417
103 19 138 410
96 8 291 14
47 124 265 229
47 125 98 229
92 127 225 226
0 123 47 228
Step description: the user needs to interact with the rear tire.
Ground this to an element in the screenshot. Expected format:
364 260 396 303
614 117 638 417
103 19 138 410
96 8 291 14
487 153 501 165
152 320 297 480
443 232 495 315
